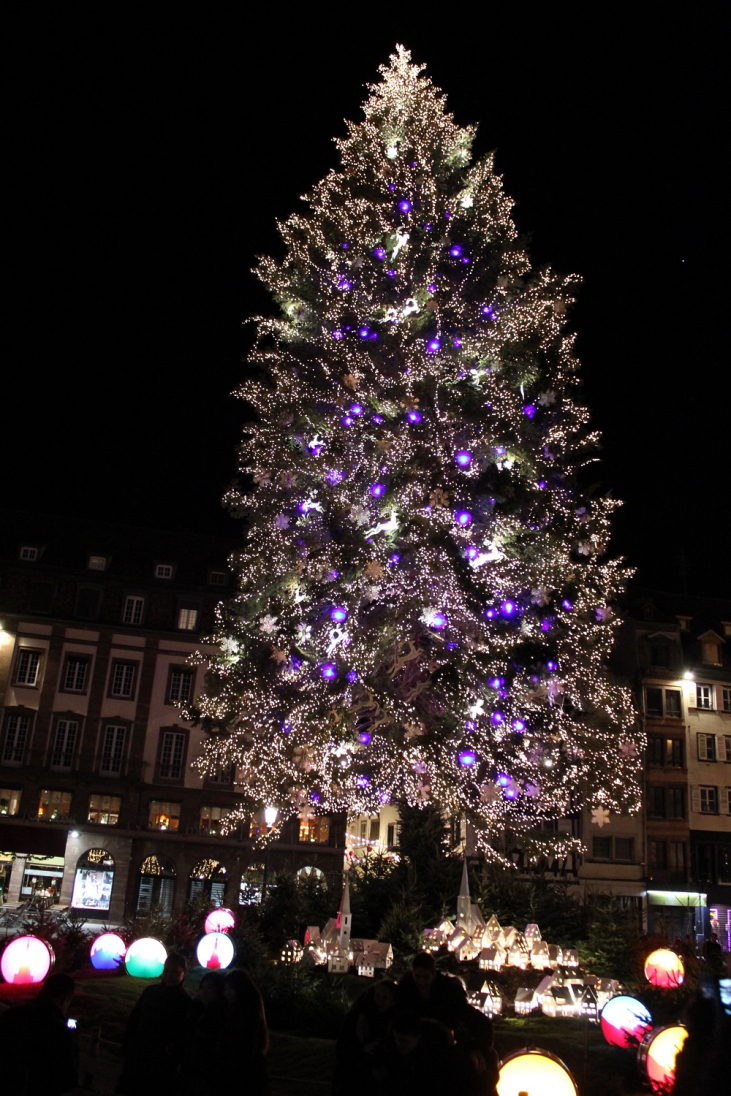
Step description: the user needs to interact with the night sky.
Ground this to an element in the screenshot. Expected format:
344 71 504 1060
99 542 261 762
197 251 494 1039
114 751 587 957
7 10 728 595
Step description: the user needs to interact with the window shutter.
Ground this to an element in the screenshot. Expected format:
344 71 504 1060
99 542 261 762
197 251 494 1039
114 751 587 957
691 786 701 813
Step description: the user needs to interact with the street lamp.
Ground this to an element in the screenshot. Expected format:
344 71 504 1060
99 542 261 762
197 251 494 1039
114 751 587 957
262 806 279 903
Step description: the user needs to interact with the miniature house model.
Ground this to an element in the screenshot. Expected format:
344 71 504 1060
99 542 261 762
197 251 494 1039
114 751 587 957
302 874 393 977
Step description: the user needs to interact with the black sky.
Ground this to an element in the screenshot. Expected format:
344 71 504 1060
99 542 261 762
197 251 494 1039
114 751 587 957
7 9 728 595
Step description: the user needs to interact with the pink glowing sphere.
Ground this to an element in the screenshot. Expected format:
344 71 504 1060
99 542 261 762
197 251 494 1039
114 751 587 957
600 995 653 1048
196 932 235 970
644 948 684 988
204 908 236 935
1 935 54 985
638 1025 688 1092
90 932 127 971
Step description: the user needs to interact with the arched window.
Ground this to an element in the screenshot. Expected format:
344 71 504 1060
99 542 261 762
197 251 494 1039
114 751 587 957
296 865 325 884
136 854 177 916
71 848 115 917
188 859 227 905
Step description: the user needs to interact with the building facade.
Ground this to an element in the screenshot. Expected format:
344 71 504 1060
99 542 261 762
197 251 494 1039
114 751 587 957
0 511 345 923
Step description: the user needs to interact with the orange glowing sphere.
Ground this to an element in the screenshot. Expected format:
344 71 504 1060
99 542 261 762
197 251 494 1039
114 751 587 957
498 1047 578 1096
639 1025 688 1092
644 948 684 988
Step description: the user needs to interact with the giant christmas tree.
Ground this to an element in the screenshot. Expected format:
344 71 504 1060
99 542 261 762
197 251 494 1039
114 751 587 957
189 47 642 862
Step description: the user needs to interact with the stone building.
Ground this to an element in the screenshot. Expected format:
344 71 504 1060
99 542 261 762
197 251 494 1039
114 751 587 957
0 510 345 922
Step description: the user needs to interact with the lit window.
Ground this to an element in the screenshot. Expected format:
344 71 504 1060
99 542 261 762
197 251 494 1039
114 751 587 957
155 563 174 579
148 800 181 831
199 805 231 835
299 816 330 843
62 656 89 693
701 641 722 666
19 546 39 562
158 730 186 780
177 608 198 631
88 555 108 572
696 684 714 710
2 714 30 765
88 794 121 825
0 788 21 816
38 789 72 821
110 662 137 699
167 668 194 704
122 596 145 626
13 649 41 687
99 725 126 775
51 719 78 770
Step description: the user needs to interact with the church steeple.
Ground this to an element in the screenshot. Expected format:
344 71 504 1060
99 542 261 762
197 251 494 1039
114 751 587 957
457 859 471 929
337 873 352 952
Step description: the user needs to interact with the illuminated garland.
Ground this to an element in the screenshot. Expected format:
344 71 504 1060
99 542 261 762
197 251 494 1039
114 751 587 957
188 46 643 860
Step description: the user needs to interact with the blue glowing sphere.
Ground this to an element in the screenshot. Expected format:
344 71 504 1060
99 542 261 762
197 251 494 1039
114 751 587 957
465 546 479 561
298 501 311 514
398 199 411 213
424 223 433 231
359 732 371 745
386 270 395 278
372 415 384 425
500 600 516 617
453 337 463 347
390 553 400 564
511 719 526 732
430 612 447 629
346 671 358 683
461 257 470 264
505 786 518 799
321 664 337 680
427 339 441 353
330 607 348 623
332 329 344 340
342 416 353 427
494 446 506 457
524 405 536 418
356 775 370 787
562 599 573 611
406 410 422 424
541 620 551 632
339 279 352 291
491 712 504 725
489 677 502 689
371 483 385 498
547 660 558 671
341 242 349 249
485 608 497 619
326 470 344 484
538 480 547 489
455 510 472 527
428 283 436 292
350 403 363 416
497 773 510 787
455 450 472 468
358 328 369 339
459 750 476 767
373 247 386 259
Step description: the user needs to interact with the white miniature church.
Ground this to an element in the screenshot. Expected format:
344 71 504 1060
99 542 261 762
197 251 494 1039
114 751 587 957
303 873 393 977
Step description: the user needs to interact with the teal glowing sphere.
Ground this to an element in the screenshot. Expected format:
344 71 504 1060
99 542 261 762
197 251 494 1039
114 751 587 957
124 937 167 979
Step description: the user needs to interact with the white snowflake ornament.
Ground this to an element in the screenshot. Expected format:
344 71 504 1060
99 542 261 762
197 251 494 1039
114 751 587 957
259 615 278 635
591 807 611 828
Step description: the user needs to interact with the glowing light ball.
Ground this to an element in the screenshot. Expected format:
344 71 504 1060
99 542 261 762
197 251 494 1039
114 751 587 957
644 948 684 988
330 607 348 623
426 339 441 353
459 751 476 768
196 932 235 971
498 1047 578 1096
124 938 167 979
600 995 653 1048
370 483 386 498
321 663 337 680
455 450 472 468
407 409 422 423
1 936 54 985
204 908 236 935
90 933 127 971
455 510 472 526
638 1025 687 1092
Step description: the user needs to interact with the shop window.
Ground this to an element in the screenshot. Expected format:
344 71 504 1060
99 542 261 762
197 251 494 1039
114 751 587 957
38 789 72 821
2 713 31 766
239 864 265 905
88 794 121 825
188 859 227 904
61 655 90 693
21 858 64 904
13 649 42 687
71 848 115 915
136 854 176 916
148 800 181 831
99 725 126 776
199 805 232 835
0 788 21 816
299 815 330 843
167 667 194 705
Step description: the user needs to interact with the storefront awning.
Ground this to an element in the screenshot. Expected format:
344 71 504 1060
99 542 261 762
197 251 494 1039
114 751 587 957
0 822 68 857
648 890 707 908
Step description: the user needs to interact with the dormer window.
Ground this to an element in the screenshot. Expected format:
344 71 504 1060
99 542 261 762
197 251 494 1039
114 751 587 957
155 563 175 580
88 554 108 572
676 616 692 632
701 641 721 666
19 546 39 562
723 622 731 638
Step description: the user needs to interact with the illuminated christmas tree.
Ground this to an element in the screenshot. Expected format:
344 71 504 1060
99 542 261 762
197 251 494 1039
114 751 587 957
190 46 642 862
